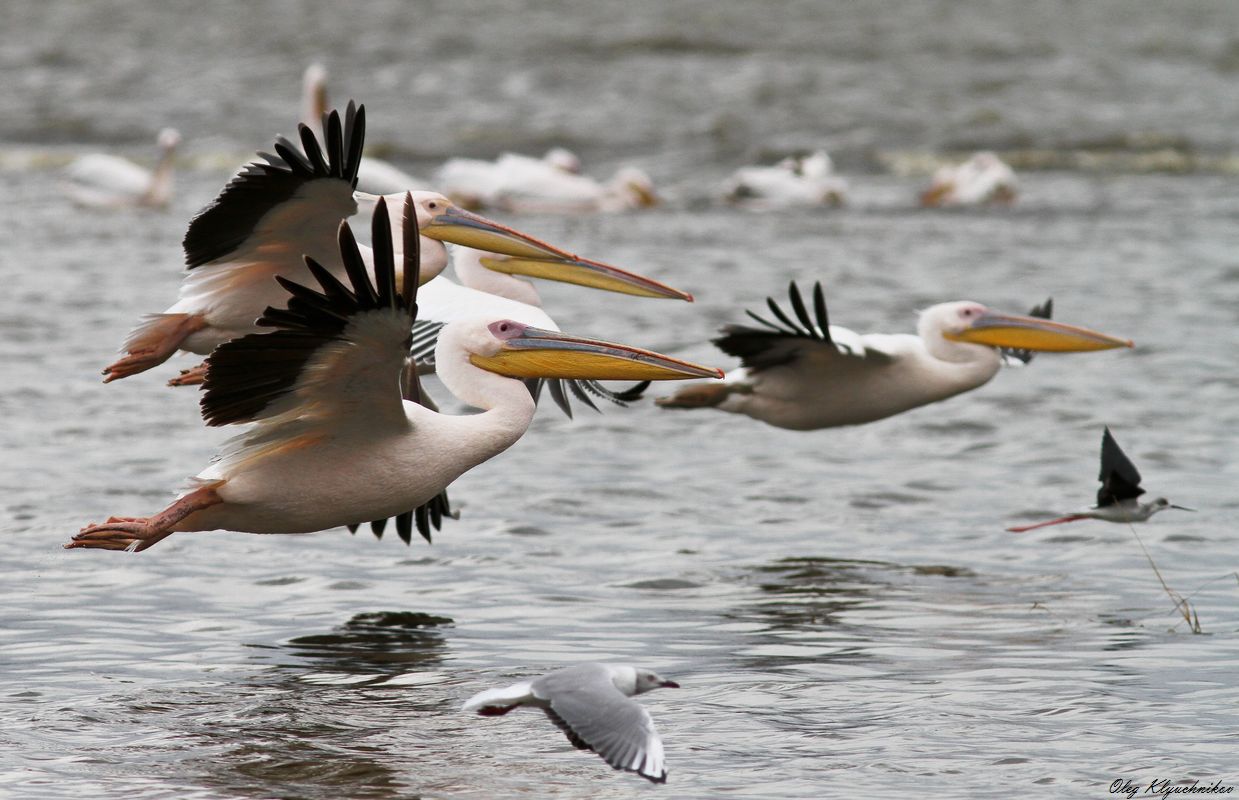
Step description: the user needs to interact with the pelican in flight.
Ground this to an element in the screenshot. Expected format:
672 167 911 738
656 282 1132 430
723 150 848 208
1008 427 1194 532
300 63 428 195
102 102 682 385
67 196 721 553
464 663 678 783
920 151 1017 207
437 152 657 213
63 128 181 209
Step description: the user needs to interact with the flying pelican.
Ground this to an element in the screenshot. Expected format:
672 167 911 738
101 103 682 385
301 62 428 195
656 281 1132 430
920 151 1017 207
463 663 678 783
63 128 181 209
1007 427 1194 532
437 153 658 213
723 150 848 208
67 196 721 553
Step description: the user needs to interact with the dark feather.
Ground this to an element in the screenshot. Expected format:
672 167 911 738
1001 297 1053 365
715 280 836 372
1097 427 1145 506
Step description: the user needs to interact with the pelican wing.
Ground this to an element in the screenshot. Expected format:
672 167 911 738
534 665 667 783
1098 427 1145 505
715 281 891 371
183 102 365 270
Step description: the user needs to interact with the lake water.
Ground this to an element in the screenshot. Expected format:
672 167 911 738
3 2 1238 798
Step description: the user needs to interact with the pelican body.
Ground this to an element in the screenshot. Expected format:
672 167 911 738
68 196 720 552
723 150 848 208
657 282 1132 431
438 152 657 213
64 128 181 209
1007 427 1193 532
920 151 1017 207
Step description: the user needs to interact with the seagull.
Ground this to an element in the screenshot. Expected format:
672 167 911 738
67 195 721 553
656 281 1132 430
63 128 181 209
101 102 674 385
920 151 1017 207
1007 427 1194 532
723 150 848 208
463 663 679 783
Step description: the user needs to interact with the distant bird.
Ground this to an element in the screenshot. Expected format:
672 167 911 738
463 663 679 783
63 128 181 209
920 151 1017 207
300 62 428 195
723 150 848 208
437 152 658 213
67 196 721 553
1007 427 1194 532
657 282 1132 430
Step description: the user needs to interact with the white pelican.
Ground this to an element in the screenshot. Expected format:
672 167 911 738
301 62 428 195
437 153 658 213
1008 427 1194 532
656 281 1132 430
464 663 678 783
67 196 721 553
723 150 848 208
63 128 181 209
920 151 1017 207
102 103 681 385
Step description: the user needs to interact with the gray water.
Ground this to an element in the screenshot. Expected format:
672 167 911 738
3 2 1239 798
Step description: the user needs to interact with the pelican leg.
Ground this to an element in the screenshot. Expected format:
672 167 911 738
102 313 207 382
66 482 224 552
167 361 208 387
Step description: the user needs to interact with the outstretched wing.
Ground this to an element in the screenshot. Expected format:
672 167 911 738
200 195 409 429
1098 426 1145 506
714 280 890 372
1001 298 1053 366
183 102 365 270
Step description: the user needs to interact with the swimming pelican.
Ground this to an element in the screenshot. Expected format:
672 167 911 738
464 663 678 783
920 151 1017 207
301 62 427 195
656 281 1132 430
437 153 657 213
102 103 677 385
1007 427 1194 532
63 128 181 209
723 150 848 208
67 196 721 553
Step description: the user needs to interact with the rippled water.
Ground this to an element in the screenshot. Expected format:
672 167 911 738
4 3 1239 798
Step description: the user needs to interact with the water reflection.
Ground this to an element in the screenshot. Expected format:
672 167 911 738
250 611 453 677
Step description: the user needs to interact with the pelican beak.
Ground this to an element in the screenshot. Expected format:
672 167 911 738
420 203 577 261
470 323 723 381
945 311 1133 352
477 252 693 301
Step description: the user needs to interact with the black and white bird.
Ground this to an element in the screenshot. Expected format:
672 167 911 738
1007 427 1194 532
657 281 1132 430
463 663 679 783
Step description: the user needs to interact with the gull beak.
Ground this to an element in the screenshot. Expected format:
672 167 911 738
470 322 723 381
945 311 1133 352
660 680 681 689
420 203 578 261
477 252 693 301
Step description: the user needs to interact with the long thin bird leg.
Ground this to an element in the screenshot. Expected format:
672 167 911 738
102 313 207 382
66 482 225 552
167 361 208 387
1007 514 1088 533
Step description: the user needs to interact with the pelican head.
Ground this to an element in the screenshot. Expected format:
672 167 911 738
930 301 1133 354
543 146 582 174
157 128 182 151
612 166 659 208
467 320 722 382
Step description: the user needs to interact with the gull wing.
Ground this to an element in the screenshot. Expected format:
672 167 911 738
534 664 668 784
1098 427 1145 506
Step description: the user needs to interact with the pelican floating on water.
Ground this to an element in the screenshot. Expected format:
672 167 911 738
437 152 658 213
464 663 678 784
63 128 181 209
723 151 848 208
1007 427 1194 532
920 151 1017 207
657 282 1132 430
67 196 721 553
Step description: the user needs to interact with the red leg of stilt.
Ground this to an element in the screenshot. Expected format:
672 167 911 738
1007 514 1088 533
